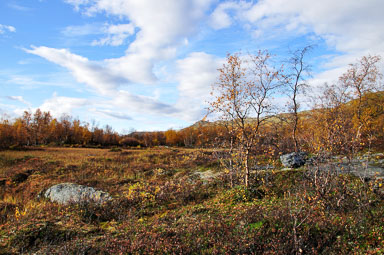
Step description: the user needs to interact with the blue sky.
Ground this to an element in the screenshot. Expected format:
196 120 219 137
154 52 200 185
1 0 383 132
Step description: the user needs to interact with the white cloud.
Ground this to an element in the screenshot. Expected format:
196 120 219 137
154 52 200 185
0 102 21 119
106 23 134 35
63 23 135 46
242 0 384 54
28 0 217 93
209 1 251 30
92 23 135 46
63 0 215 82
209 4 233 30
39 93 88 117
64 0 90 11
23 45 185 120
210 0 384 87
175 52 222 121
0 24 16 34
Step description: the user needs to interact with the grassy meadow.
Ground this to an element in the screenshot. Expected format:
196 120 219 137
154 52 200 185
0 147 383 254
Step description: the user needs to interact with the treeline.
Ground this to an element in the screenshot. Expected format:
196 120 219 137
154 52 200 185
127 122 225 148
1 89 383 151
0 107 220 148
0 110 120 148
0 108 223 148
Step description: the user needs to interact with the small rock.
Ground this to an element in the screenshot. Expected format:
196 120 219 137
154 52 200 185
42 183 112 205
280 152 308 168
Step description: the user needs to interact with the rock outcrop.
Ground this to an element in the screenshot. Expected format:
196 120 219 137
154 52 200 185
280 152 308 168
42 183 112 205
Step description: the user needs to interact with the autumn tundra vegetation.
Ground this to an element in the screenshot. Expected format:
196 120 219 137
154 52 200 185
1 50 384 254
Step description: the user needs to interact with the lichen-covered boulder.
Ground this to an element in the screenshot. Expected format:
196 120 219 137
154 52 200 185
42 183 112 205
280 152 308 168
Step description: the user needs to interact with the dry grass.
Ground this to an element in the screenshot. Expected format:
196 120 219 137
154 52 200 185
0 147 383 254
0 146 216 200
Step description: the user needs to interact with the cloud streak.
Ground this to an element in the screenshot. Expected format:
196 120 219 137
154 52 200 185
92 109 132 120
25 46 128 95
8 3 33 12
0 24 16 34
6 96 30 106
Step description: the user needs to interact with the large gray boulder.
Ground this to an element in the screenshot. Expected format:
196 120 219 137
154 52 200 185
42 183 112 205
280 152 308 168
